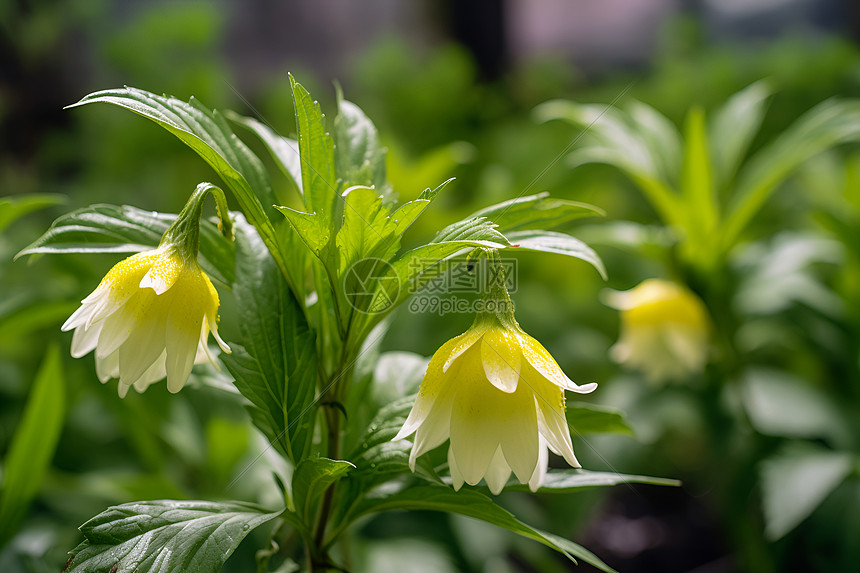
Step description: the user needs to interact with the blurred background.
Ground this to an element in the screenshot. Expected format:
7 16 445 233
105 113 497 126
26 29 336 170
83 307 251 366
3 0 860 571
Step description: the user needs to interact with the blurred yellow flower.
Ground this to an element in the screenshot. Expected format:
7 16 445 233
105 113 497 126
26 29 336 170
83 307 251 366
394 319 597 494
61 245 229 397
604 279 709 382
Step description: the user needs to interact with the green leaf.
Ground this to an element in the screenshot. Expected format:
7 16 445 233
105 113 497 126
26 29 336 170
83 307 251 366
536 100 684 226
518 469 680 493
710 79 773 186
336 186 400 276
506 230 606 279
276 206 329 255
566 402 634 436
292 458 355 524
348 486 617 572
222 219 317 463
0 345 65 548
290 74 338 231
0 193 65 234
228 112 303 194
334 92 391 199
66 87 290 283
760 445 853 540
741 368 845 442
627 100 683 187
723 98 860 250
433 216 510 246
468 193 604 233
16 203 236 286
681 106 718 240
65 500 281 573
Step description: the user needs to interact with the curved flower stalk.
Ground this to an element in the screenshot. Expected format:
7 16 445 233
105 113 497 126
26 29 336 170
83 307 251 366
61 183 233 397
395 253 597 494
604 279 710 382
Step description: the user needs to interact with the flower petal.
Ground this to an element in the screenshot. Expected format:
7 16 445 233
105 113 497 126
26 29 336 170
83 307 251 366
536 395 580 468
484 447 512 495
498 387 539 483
118 313 167 387
394 336 459 441
442 322 489 373
481 328 521 393
528 438 549 492
95 349 119 383
70 321 103 358
139 251 182 295
520 333 597 394
447 446 464 491
165 314 202 393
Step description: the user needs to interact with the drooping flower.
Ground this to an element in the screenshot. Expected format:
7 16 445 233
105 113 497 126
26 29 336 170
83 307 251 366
604 279 709 382
61 183 232 397
395 253 597 494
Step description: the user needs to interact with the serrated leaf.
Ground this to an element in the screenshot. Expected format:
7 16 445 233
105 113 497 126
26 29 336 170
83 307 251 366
506 230 606 279
276 206 329 255
222 219 317 463
468 192 604 233
348 486 617 572
0 193 65 234
760 445 853 540
336 186 399 276
66 87 287 279
16 203 235 285
228 112 303 193
334 94 391 199
292 458 355 523
65 500 280 573
0 345 65 547
566 402 634 436
290 75 338 232
433 216 510 246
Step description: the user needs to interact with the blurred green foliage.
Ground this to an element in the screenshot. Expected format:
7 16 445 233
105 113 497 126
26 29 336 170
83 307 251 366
3 2 860 572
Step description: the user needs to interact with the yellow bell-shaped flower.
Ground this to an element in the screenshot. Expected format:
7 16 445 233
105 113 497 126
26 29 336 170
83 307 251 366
395 253 597 494
61 183 232 397
604 279 709 382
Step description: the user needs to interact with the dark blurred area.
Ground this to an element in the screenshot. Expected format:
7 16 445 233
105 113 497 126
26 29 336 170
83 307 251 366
2 1 860 572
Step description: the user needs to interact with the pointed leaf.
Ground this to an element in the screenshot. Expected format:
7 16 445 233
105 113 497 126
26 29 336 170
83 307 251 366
506 230 606 279
64 500 280 573
290 75 337 232
349 486 617 572
222 219 317 462
292 458 355 523
566 402 634 436
66 88 284 277
0 193 65 234
710 79 773 185
0 346 65 547
723 98 860 249
228 112 303 193
760 445 853 540
681 107 718 237
16 203 235 285
433 216 510 246
469 193 604 233
334 94 391 199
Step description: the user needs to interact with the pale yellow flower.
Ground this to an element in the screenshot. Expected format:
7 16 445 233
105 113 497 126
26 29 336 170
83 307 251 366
394 319 597 494
604 279 709 382
62 245 229 397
